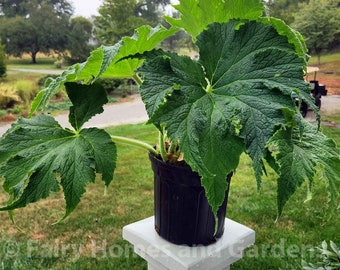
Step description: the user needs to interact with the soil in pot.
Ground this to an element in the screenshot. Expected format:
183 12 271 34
149 153 232 246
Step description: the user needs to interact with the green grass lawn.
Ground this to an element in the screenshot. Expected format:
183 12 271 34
308 52 340 66
6 57 58 70
0 121 339 270
308 53 340 82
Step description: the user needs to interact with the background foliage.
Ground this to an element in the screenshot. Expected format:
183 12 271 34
65 17 96 65
292 0 340 64
0 41 6 78
0 1 71 63
0 0 90 64
267 0 340 63
0 0 73 17
94 0 170 45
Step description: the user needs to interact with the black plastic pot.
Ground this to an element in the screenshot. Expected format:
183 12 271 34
149 153 232 246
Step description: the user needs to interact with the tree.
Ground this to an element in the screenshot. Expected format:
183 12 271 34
134 0 170 22
0 0 73 18
0 1 71 63
292 0 340 64
65 17 95 64
95 0 170 45
160 11 194 52
0 17 36 58
265 0 308 24
0 41 6 78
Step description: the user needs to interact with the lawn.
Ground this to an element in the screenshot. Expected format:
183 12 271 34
6 56 59 70
0 120 339 269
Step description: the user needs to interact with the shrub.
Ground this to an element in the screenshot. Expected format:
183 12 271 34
0 109 7 116
97 78 124 94
15 80 38 104
54 60 64 69
302 241 340 270
0 83 20 108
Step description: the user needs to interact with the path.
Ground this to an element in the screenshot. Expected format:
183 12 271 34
9 68 63 75
304 95 340 120
2 68 149 136
56 95 148 129
0 95 148 137
316 95 340 115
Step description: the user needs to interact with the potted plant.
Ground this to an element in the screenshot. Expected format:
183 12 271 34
0 0 339 246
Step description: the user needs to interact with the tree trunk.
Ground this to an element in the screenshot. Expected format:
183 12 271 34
31 52 37 64
317 53 321 65
315 48 322 66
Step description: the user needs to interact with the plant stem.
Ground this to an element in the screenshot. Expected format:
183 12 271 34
111 135 158 156
158 129 168 162
168 140 178 154
132 73 143 86
110 74 156 155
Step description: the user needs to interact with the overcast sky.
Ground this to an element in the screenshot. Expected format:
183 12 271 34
71 0 102 17
70 0 179 18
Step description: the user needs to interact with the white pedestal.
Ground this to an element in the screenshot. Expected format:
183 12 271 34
123 216 255 270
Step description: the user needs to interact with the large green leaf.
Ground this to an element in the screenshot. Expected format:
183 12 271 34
139 21 311 215
267 121 340 216
65 82 108 131
259 17 308 59
100 25 178 78
30 64 82 115
30 24 177 113
0 82 117 221
197 20 314 183
0 115 116 221
165 0 264 37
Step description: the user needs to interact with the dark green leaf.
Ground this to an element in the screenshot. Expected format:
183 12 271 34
259 17 308 59
267 121 340 216
30 64 81 116
0 115 116 221
65 82 108 131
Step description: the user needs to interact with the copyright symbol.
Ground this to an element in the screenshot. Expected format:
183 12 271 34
3 241 19 257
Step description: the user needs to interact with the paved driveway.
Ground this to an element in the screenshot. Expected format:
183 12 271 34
0 95 148 136
9 68 63 75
